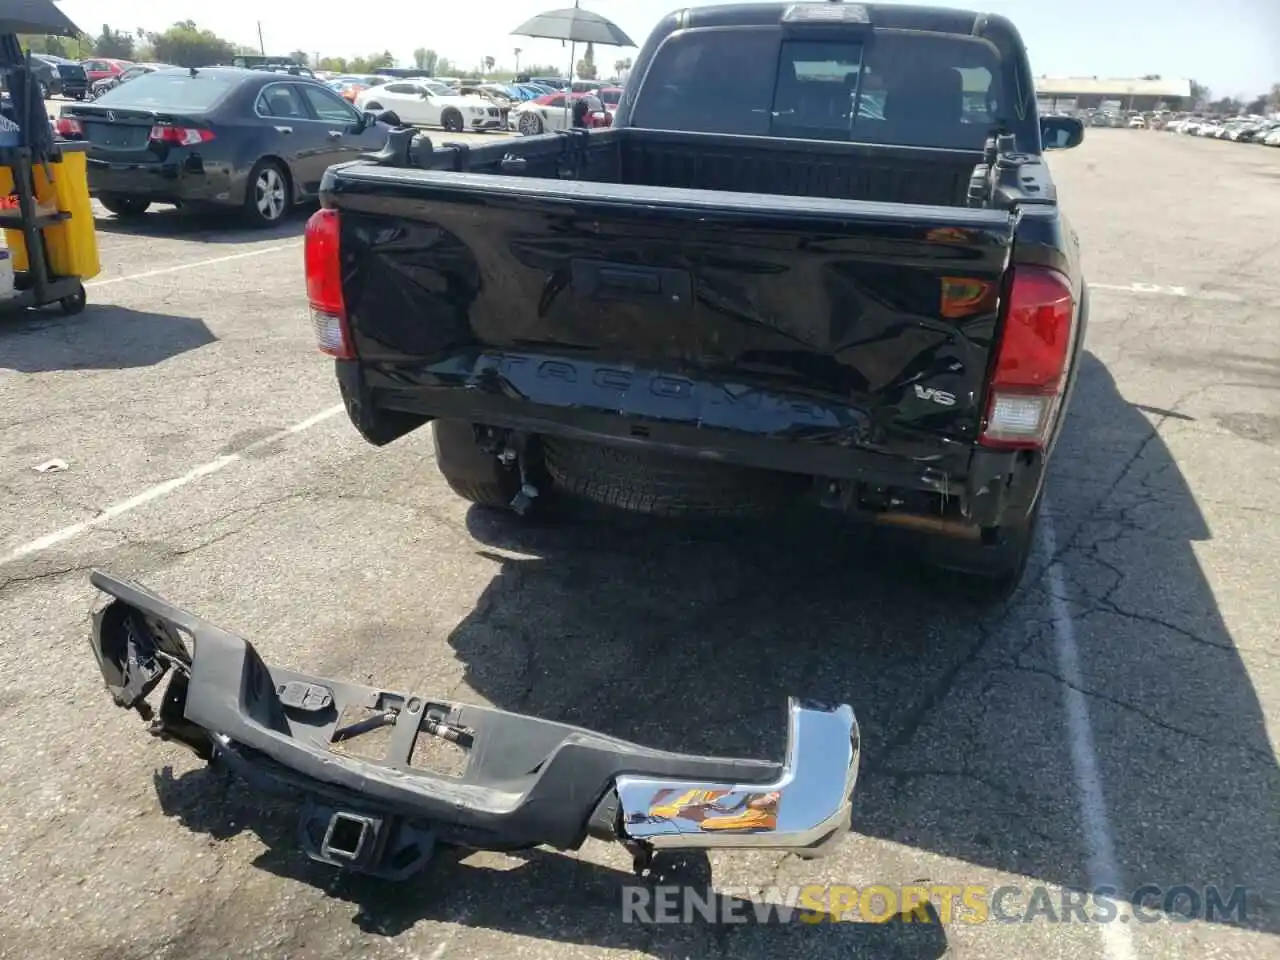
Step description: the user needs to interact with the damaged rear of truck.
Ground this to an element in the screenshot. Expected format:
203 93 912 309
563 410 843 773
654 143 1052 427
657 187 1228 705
310 1 1088 598
84 2 1087 882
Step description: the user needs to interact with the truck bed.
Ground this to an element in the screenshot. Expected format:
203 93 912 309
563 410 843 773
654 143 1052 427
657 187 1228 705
386 127 983 209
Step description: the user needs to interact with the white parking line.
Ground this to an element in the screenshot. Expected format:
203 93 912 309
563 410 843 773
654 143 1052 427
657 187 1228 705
1090 281 1276 306
1041 507 1137 960
1 402 344 566
85 242 302 289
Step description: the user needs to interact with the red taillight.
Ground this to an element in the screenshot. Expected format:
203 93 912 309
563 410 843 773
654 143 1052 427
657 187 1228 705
54 116 83 138
148 125 215 146
980 266 1076 450
304 208 353 359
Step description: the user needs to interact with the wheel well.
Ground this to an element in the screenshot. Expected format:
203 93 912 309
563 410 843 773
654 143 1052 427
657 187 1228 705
365 101 382 110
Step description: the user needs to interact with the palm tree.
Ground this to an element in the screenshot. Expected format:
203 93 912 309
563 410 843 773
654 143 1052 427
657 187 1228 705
513 47 522 73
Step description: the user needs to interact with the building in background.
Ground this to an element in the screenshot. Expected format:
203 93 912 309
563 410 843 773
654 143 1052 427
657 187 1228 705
1034 77 1194 113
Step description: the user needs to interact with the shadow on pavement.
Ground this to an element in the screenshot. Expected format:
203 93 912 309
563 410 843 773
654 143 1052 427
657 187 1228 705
153 766 948 958
93 205 307 242
149 351 1276 944
0 303 215 372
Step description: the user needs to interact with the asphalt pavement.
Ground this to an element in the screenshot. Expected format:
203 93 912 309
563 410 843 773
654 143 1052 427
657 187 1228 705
0 128 1276 960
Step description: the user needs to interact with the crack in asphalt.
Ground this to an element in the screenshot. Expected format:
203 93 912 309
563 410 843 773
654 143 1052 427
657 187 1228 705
997 662 1276 764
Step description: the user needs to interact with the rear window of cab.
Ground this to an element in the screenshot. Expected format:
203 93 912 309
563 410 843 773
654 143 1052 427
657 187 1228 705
630 28 1005 149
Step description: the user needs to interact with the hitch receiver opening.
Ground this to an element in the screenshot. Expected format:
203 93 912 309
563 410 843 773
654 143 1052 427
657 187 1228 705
322 811 378 862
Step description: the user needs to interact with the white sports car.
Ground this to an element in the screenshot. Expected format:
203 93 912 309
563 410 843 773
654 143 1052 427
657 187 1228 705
353 78 505 132
510 92 611 135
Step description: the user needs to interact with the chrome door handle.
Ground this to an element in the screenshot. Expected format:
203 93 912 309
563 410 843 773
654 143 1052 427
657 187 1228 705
274 125 293 134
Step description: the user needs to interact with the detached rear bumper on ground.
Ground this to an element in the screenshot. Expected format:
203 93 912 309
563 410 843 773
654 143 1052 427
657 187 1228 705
87 570 861 879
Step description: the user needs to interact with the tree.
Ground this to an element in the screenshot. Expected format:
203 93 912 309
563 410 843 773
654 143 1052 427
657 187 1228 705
148 21 236 67
1208 95 1243 115
21 35 70 57
317 56 348 73
436 56 456 76
522 63 560 78
575 41 597 80
95 24 135 59
513 47 522 73
1270 83 1280 112
345 50 394 74
414 48 437 73
289 50 310 67
483 55 495 75
1189 80 1210 110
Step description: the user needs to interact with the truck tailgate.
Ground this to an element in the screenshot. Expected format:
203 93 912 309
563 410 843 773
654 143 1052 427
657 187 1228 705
327 166 1016 449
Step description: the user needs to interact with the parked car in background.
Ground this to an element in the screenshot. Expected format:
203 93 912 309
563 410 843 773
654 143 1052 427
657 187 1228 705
1234 120 1278 142
329 74 388 103
511 92 611 134
31 54 89 100
54 67 396 225
81 57 132 85
597 86 624 114
88 62 176 100
1127 115 1145 128
353 78 505 132
1162 114 1280 145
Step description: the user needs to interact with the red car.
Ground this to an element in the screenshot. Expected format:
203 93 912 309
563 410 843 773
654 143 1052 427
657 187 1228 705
513 92 612 135
597 87 624 114
80 58 132 84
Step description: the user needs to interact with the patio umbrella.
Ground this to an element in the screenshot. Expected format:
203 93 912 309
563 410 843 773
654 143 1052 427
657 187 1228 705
511 5 635 47
0 0 82 156
0 0 81 37
511 2 634 128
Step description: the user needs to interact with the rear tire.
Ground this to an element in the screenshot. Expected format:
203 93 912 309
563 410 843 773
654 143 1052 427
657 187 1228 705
542 437 805 519
99 195 151 217
432 420 521 509
244 159 289 227
951 497 1041 606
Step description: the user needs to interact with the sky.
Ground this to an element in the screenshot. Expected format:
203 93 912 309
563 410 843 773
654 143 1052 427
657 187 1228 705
59 0 1279 98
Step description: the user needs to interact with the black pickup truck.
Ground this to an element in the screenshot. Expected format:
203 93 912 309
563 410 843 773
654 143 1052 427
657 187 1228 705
307 1 1087 599
82 1 1084 884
